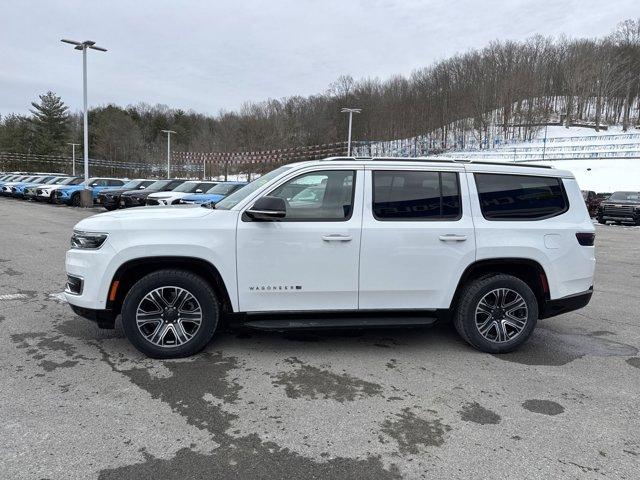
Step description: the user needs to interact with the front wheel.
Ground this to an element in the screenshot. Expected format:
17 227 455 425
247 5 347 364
121 269 219 358
71 193 81 207
453 274 538 353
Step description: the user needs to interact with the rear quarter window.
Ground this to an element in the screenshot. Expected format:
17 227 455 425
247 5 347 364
474 173 568 221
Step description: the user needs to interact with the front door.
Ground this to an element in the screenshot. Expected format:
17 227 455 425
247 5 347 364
236 167 363 312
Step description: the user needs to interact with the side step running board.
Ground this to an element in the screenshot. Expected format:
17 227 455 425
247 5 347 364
242 316 438 331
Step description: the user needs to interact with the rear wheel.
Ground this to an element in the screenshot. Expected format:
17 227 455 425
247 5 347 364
121 269 219 358
454 274 538 353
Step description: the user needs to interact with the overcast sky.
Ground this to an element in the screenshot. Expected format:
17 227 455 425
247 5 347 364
1 0 638 117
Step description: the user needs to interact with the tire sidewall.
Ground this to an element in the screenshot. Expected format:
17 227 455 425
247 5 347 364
121 270 219 358
460 276 538 353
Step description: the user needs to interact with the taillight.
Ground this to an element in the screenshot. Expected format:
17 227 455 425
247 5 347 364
576 232 595 246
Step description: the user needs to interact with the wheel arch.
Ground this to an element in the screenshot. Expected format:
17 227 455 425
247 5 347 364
106 256 233 315
449 258 549 313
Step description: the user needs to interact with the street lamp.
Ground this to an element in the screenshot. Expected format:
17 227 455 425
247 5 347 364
67 142 80 175
341 108 361 156
61 39 107 206
161 130 177 178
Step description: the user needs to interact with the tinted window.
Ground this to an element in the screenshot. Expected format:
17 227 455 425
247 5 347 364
267 170 355 221
372 170 461 220
475 173 568 220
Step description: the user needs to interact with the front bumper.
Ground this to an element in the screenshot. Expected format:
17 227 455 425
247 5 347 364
540 287 593 319
122 196 146 208
69 304 117 329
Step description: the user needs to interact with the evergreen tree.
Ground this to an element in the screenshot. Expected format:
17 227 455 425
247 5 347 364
29 91 70 154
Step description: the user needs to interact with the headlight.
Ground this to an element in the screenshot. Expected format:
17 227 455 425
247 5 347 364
71 230 109 249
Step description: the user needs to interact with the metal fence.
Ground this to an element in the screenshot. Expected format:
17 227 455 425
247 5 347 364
0 142 349 179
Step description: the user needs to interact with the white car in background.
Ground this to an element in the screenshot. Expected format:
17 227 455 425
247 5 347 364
145 181 218 205
36 177 83 202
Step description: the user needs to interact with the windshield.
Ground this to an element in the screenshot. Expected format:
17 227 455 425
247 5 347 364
609 191 640 202
206 183 243 195
119 180 146 190
61 177 82 185
172 182 215 193
145 179 173 190
215 166 292 210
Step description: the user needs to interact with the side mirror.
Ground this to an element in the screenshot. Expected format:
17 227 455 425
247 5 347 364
91 183 98 187
195 189 203 193
245 196 286 221
139 186 146 189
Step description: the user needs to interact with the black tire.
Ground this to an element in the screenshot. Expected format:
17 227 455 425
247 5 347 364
121 269 219 358
104 204 117 211
453 274 538 354
71 193 81 207
596 216 606 224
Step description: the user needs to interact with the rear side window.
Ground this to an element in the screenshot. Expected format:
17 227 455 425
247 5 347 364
474 173 568 220
372 170 461 220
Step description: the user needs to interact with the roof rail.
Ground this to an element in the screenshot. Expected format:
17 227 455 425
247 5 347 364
320 156 553 169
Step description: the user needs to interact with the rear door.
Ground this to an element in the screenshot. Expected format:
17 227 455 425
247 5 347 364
359 165 476 309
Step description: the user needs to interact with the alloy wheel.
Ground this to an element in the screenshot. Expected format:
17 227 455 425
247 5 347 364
135 286 203 348
474 288 528 343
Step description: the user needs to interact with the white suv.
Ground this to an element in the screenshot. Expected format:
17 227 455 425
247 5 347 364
64 158 595 358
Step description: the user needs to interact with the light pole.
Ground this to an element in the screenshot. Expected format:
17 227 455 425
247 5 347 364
162 130 177 178
67 143 80 175
341 108 361 156
61 39 107 206
541 123 548 161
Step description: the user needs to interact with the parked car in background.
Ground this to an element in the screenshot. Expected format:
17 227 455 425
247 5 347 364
97 179 155 211
581 190 601 217
23 176 70 200
36 177 83 202
2 175 40 196
0 174 25 189
120 179 186 208
597 191 640 225
145 181 218 206
13 175 68 198
179 181 248 205
54 178 125 206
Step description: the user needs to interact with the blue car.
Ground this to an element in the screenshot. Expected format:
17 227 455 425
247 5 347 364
178 181 248 205
55 177 125 206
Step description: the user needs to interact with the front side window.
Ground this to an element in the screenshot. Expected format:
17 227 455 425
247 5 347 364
372 170 461 220
474 173 568 220
267 170 355 221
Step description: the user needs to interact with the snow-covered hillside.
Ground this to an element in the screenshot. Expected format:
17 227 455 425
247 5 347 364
439 126 640 193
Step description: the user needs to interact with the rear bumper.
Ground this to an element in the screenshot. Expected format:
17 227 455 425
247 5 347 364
540 287 593 319
69 304 116 329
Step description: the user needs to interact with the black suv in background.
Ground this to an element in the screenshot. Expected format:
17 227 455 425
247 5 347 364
597 191 640 225
119 179 186 208
97 179 155 210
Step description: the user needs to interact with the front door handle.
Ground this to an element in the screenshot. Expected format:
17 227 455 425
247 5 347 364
322 234 352 242
439 234 467 242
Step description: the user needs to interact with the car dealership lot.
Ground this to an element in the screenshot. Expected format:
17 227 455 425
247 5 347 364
1 200 639 479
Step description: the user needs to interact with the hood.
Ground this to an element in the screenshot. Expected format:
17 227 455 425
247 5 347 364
602 199 640 206
121 189 160 198
184 193 225 202
75 205 217 232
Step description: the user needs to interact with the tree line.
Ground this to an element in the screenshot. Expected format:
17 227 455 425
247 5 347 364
1 18 638 165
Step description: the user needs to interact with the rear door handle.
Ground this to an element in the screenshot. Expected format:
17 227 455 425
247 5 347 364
322 234 352 242
439 234 467 242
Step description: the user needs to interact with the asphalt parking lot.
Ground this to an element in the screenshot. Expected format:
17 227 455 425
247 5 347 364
1 199 639 479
